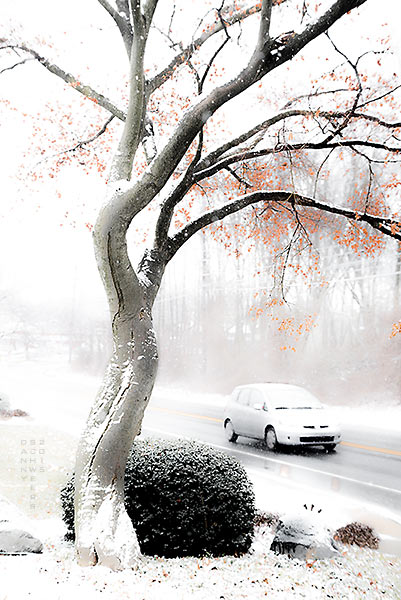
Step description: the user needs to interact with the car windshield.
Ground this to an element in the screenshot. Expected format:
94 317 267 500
270 388 322 410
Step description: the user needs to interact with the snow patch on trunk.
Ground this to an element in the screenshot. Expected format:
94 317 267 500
77 481 141 570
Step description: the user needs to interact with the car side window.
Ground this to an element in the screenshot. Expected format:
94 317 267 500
249 390 265 407
237 389 250 406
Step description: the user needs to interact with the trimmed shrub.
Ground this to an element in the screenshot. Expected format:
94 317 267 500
61 437 255 558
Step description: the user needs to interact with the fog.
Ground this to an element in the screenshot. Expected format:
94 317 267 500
1 205 400 406
0 0 400 408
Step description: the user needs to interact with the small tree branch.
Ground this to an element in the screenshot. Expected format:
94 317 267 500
111 1 148 180
97 0 123 23
154 132 204 251
198 5 231 93
194 138 401 181
97 0 133 56
146 2 263 95
196 105 401 176
257 0 273 50
319 33 362 144
225 166 252 189
196 109 312 172
166 190 401 261
0 44 126 121
313 148 336 198
143 0 159 32
34 115 115 168
97 0 121 25
283 87 354 108
357 84 401 110
0 56 35 74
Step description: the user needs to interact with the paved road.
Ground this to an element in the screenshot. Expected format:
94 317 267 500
143 395 401 517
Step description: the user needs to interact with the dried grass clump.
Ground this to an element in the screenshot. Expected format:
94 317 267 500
334 522 379 549
0 408 28 419
254 511 280 529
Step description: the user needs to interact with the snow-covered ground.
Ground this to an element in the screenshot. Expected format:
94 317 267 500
1 357 401 598
1 522 401 600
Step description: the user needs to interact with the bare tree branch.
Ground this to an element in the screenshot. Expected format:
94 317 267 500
166 190 401 260
154 128 206 250
153 2 237 245
44 115 115 163
284 87 355 108
0 44 126 121
313 148 336 197
225 165 252 189
274 222 307 300
194 137 401 182
258 0 273 49
351 146 401 164
97 0 133 56
357 84 401 110
196 109 311 172
320 33 362 144
28 127 114 174
111 0 147 180
198 4 231 92
143 0 159 32
97 0 122 23
195 103 401 177
0 56 35 74
146 2 264 95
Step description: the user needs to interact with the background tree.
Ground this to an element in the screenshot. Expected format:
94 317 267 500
1 0 401 569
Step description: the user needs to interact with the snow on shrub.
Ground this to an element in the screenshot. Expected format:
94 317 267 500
61 438 255 558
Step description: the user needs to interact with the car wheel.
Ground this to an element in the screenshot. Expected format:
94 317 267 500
325 443 337 452
224 420 238 443
265 427 277 451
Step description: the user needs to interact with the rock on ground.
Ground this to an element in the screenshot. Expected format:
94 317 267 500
0 495 43 555
0 528 43 555
270 514 340 560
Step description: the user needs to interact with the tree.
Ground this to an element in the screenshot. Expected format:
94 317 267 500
2 0 401 569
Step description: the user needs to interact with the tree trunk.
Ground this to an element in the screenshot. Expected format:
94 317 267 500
73 190 162 570
74 310 158 569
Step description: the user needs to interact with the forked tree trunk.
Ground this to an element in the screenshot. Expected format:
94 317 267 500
73 191 162 569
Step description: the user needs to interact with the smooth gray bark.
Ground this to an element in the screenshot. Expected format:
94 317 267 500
74 186 164 568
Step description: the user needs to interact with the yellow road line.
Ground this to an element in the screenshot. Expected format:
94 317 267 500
150 405 223 423
150 406 401 457
340 440 401 457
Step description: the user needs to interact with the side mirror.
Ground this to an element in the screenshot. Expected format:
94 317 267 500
253 403 264 411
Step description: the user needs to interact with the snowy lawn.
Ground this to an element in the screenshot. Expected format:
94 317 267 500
0 522 401 600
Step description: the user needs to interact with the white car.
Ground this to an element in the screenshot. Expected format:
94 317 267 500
223 383 341 451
